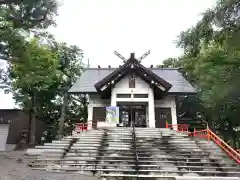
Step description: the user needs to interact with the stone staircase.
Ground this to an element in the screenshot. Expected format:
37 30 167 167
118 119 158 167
26 128 240 179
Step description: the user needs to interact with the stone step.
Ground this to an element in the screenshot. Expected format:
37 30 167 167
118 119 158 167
160 136 190 139
107 147 132 151
107 132 132 134
68 149 210 153
69 145 221 152
64 156 96 160
77 132 105 135
77 137 132 140
74 139 102 142
44 143 70 146
62 155 224 161
75 137 190 141
136 144 198 147
70 146 203 151
61 137 75 139
51 140 72 143
72 143 101 147
71 143 198 147
32 158 238 166
32 166 240 176
102 174 240 179
27 128 239 177
69 149 99 153
65 152 228 157
31 164 240 173
65 152 229 159
136 147 222 150
35 145 69 149
34 149 65 153
65 152 99 156
63 165 240 172
136 143 198 146
74 139 196 143
71 146 100 150
37 153 63 158
62 137 82 140
73 144 131 147
135 135 162 138
33 163 240 170
75 136 104 138
76 133 105 136
36 157 62 160
106 132 133 134
26 148 65 156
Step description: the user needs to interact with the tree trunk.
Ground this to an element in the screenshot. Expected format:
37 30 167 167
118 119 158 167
232 133 237 149
29 91 36 146
229 122 237 149
58 91 68 139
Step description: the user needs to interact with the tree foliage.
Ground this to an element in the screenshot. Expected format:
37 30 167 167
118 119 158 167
0 0 58 29
0 0 58 83
8 39 59 144
0 0 88 144
4 33 87 144
162 0 240 148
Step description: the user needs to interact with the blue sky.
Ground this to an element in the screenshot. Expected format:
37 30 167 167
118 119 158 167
0 0 216 109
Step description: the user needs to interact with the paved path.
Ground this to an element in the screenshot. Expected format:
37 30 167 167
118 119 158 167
1 151 239 180
0 151 99 180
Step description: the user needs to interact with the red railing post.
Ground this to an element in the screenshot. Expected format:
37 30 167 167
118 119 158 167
193 128 196 137
207 129 210 142
166 121 168 129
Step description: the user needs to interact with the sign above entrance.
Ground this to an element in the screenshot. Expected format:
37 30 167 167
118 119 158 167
106 106 119 123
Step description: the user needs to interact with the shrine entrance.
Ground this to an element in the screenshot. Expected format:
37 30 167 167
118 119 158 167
118 103 147 127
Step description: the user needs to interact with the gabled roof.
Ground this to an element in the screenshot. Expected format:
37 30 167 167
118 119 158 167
69 51 196 96
69 68 196 94
94 53 172 96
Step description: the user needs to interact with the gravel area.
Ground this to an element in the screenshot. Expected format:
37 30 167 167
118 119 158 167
0 151 99 180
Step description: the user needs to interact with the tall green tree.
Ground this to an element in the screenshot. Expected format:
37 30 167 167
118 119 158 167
9 38 59 145
161 0 240 148
51 41 85 139
0 0 58 30
0 0 58 82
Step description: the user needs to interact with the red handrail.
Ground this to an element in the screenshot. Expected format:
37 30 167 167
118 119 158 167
190 128 240 164
190 129 210 140
165 123 240 164
166 122 189 133
207 129 240 164
75 120 97 132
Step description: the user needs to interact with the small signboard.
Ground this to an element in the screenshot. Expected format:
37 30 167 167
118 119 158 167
106 106 119 123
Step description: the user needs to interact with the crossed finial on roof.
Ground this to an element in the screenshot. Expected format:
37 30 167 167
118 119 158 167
114 50 151 63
